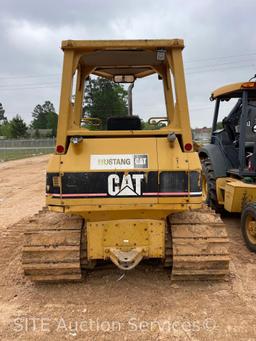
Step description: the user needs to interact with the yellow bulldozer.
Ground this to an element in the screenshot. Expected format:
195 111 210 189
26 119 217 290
22 39 230 282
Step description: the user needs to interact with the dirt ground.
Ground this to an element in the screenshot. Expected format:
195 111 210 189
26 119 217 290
0 155 256 340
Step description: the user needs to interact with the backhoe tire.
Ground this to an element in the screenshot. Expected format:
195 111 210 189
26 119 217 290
201 158 224 214
241 203 256 253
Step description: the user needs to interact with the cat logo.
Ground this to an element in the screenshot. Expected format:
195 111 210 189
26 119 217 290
108 174 144 196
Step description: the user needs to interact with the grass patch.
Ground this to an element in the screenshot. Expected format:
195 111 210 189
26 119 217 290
0 148 54 162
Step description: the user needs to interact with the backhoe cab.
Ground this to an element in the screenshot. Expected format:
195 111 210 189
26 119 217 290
200 81 256 252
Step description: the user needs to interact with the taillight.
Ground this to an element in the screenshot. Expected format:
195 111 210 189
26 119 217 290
56 145 65 154
184 143 193 151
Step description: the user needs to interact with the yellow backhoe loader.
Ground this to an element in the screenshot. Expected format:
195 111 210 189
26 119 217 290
199 81 256 252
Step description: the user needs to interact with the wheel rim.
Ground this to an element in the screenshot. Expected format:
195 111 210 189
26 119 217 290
202 173 208 202
245 214 256 245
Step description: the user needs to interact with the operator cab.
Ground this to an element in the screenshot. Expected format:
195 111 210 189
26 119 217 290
210 81 256 178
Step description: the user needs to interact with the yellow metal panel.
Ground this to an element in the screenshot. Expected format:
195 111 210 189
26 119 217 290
47 198 201 209
87 222 104 259
47 155 61 172
66 128 182 136
87 219 165 260
216 177 226 204
224 184 236 212
47 197 144 207
219 178 256 212
59 137 158 172
61 39 184 51
211 82 251 99
103 221 148 251
46 200 202 221
167 48 192 147
156 138 201 204
56 49 75 149
148 220 165 257
156 139 201 170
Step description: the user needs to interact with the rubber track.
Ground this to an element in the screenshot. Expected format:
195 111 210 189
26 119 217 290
169 208 230 280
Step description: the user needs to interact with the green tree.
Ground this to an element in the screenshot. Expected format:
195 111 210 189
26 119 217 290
83 77 128 128
31 101 58 136
34 128 40 138
0 103 7 123
141 120 157 130
0 103 9 137
0 121 11 138
9 115 27 138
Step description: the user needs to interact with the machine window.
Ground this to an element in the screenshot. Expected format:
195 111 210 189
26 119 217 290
78 74 167 131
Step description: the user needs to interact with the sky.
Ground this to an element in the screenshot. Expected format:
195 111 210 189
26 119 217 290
0 0 256 128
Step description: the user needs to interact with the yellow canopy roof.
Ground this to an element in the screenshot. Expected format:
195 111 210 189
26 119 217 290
61 39 184 79
61 39 184 50
211 82 256 99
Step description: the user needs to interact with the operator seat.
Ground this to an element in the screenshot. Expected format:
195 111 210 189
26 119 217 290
107 116 142 130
